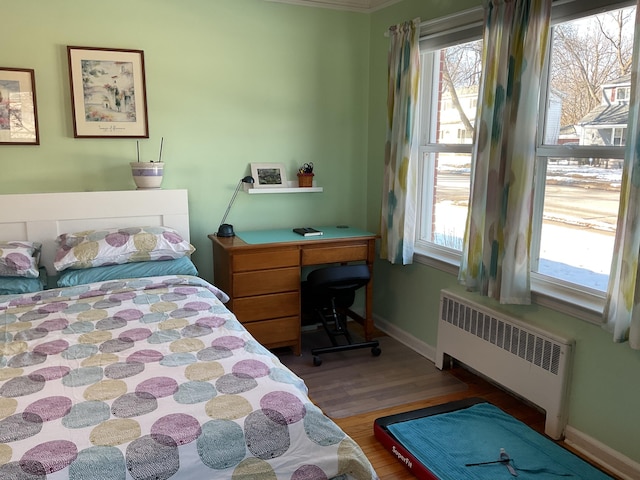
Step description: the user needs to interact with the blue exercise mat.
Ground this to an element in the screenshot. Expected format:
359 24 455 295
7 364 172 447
387 403 612 479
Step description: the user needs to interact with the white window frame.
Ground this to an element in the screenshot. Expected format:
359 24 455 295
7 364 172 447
612 126 626 146
532 0 634 320
414 7 483 269
413 0 635 324
616 87 630 102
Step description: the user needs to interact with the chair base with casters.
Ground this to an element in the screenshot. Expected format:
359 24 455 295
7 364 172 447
302 264 381 366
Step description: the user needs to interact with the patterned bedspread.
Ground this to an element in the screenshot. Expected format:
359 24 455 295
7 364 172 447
0 275 378 480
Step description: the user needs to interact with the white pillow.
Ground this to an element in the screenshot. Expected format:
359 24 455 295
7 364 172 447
0 241 41 278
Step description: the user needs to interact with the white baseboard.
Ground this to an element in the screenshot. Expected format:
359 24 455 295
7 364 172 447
564 425 640 480
373 316 436 361
373 314 640 480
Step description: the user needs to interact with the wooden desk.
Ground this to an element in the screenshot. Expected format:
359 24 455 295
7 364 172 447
209 227 377 355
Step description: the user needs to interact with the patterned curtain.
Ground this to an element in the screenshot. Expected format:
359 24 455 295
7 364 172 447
459 0 551 304
380 19 421 265
603 5 640 350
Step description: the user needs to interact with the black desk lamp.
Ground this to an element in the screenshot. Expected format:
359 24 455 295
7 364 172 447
217 175 254 237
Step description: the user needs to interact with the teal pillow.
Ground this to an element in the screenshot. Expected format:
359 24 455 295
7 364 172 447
56 257 198 287
0 267 47 295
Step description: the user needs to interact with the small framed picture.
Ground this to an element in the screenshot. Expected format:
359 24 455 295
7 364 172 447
67 46 149 138
0 67 39 145
250 162 288 188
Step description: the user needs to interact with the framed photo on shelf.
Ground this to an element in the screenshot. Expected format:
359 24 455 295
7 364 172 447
0 67 39 145
67 46 149 138
250 162 288 188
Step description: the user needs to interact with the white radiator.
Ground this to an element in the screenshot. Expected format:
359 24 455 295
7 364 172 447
436 289 574 440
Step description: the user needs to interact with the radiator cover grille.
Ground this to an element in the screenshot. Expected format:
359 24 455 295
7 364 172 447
436 290 574 439
441 295 563 375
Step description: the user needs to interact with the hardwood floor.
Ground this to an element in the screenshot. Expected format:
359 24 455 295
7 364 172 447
278 330 467 419
286 326 620 479
333 361 619 479
332 365 548 479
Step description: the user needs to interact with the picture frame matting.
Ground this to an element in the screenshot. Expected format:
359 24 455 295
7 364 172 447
67 46 149 138
0 67 39 145
250 162 289 188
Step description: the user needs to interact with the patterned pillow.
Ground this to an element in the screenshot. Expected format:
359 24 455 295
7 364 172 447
54 226 195 272
0 241 41 278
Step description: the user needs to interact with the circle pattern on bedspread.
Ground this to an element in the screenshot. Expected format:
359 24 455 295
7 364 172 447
245 409 290 459
22 440 78 474
292 464 328 480
126 434 180 480
0 276 367 479
25 396 72 421
68 446 125 480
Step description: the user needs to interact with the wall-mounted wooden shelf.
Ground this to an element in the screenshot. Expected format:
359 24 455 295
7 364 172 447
243 180 323 194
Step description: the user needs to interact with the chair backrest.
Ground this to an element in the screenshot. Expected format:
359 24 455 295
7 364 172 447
307 264 370 293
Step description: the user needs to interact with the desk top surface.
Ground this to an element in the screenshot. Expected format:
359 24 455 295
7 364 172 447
235 226 375 245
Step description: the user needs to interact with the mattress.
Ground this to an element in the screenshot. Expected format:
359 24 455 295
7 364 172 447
374 398 612 480
0 275 378 480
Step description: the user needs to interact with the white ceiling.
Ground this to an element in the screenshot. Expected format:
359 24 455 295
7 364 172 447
264 0 402 13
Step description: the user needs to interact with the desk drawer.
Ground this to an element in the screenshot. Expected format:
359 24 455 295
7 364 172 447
233 267 300 297
243 316 299 348
233 292 299 322
302 243 369 265
233 248 299 272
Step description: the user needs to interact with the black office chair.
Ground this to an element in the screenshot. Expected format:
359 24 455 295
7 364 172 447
302 264 381 366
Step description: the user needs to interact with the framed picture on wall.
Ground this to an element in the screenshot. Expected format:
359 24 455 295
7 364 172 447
67 46 149 138
250 163 289 188
0 67 39 145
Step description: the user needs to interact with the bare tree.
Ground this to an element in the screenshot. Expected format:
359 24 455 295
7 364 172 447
436 7 634 140
550 7 635 127
441 41 483 137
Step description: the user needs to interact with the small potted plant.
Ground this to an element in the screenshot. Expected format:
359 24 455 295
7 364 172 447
297 162 314 188
131 138 164 189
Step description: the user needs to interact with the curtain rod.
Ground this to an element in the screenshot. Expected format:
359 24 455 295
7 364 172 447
384 6 483 37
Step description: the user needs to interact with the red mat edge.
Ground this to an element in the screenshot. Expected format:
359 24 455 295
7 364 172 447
373 397 488 480
373 421 440 480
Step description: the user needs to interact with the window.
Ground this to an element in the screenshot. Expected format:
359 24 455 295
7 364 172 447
415 0 636 316
533 1 634 302
616 86 630 102
415 9 483 261
613 127 626 146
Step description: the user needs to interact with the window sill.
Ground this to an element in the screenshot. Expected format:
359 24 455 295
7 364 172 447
413 248 605 326
530 273 605 326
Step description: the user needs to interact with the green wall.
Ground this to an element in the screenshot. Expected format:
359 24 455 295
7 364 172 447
1 0 370 283
367 0 640 467
3 0 639 469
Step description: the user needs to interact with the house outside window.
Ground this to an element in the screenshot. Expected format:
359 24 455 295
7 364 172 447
415 0 635 317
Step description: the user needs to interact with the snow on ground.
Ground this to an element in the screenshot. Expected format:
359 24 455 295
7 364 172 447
538 223 612 291
439 160 623 187
434 162 622 291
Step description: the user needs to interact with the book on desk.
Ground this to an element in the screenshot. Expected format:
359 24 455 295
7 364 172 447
293 227 323 237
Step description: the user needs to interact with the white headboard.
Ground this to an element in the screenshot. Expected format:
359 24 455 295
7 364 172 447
0 189 190 276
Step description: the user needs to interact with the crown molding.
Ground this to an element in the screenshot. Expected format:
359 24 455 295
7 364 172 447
263 0 403 13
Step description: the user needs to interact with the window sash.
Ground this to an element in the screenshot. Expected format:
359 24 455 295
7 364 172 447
413 0 634 320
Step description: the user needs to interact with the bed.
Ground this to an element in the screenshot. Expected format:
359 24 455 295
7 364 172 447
0 190 378 480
